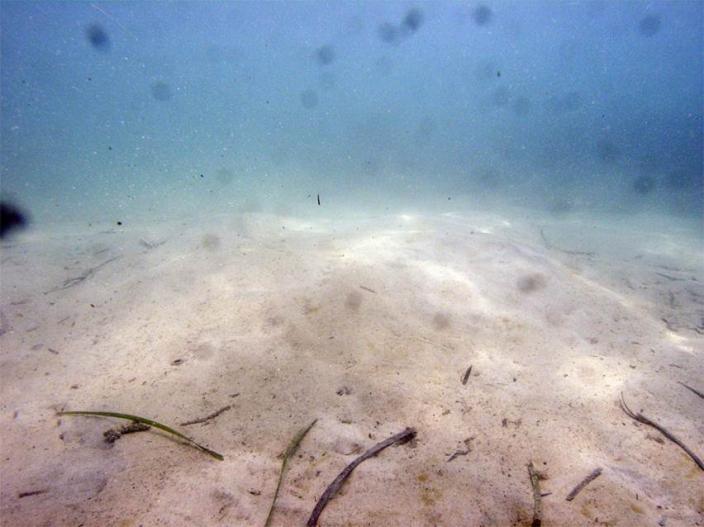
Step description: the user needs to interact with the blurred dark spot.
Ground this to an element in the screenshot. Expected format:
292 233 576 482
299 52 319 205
378 22 400 44
345 291 362 311
517 273 547 293
639 14 661 37
0 201 28 238
548 91 582 114
562 91 582 112
401 8 424 34
151 81 173 101
345 15 364 36
596 139 621 164
300 89 318 109
512 96 531 116
476 166 501 188
558 39 579 64
202 234 221 250
432 313 451 330
586 0 607 17
415 117 435 144
85 24 110 52
633 175 655 195
116 221 122 226
315 45 335 66
491 86 509 107
547 198 574 216
665 169 689 189
216 168 234 185
362 158 381 176
472 4 493 26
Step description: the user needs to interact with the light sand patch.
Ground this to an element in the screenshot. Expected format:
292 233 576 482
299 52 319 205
1 210 701 526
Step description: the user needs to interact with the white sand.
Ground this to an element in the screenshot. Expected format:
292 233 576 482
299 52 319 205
1 208 702 526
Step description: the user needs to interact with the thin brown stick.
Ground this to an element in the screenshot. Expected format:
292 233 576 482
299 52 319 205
565 468 602 501
619 393 703 471
359 285 377 294
180 405 232 426
678 382 704 401
306 427 416 527
527 462 542 527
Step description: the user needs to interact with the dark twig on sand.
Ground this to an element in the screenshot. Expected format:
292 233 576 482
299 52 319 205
619 393 703 471
678 382 704 401
18 489 47 498
565 468 602 501
527 462 543 527
461 365 473 385
307 427 416 527
359 285 377 294
180 405 232 426
447 449 470 462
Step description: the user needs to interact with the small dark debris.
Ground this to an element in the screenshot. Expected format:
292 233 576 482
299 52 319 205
336 386 352 396
248 489 261 496
116 221 122 226
171 358 184 366
70 384 79 390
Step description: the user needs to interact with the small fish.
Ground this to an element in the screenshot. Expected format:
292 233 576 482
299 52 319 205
317 193 321 206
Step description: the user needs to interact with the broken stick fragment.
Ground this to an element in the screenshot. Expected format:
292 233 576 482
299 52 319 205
180 405 232 426
565 467 602 501
461 365 473 385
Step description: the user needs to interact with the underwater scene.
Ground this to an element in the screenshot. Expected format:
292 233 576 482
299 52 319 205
0 1 702 525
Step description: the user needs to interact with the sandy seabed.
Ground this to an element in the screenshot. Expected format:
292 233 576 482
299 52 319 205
1 207 702 526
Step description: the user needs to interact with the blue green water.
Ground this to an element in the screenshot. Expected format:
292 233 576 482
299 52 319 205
1 1 702 229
